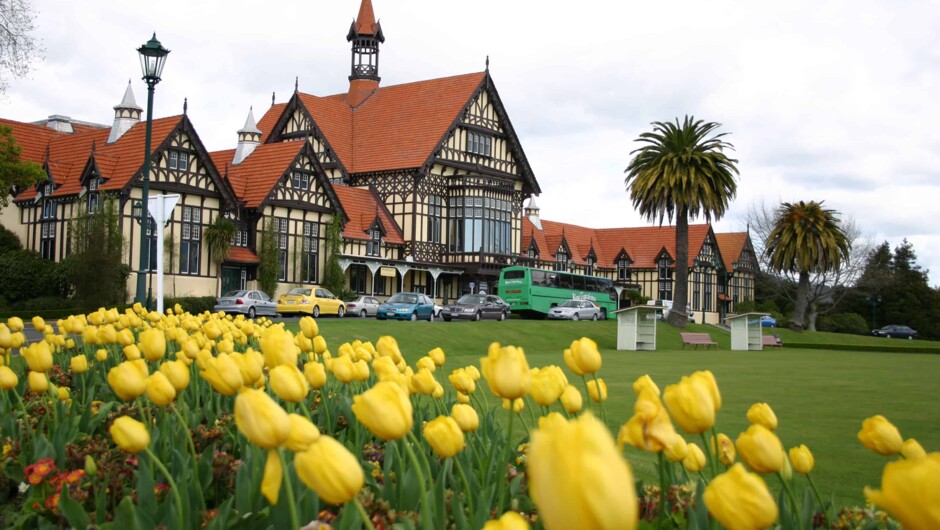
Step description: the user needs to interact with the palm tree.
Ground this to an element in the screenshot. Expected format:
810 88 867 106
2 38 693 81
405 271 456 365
624 116 739 327
765 200 850 330
203 215 236 296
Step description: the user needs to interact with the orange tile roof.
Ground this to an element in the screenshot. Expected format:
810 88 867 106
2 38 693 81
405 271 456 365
227 246 260 264
715 232 750 272
257 103 287 143
0 118 61 164
222 142 306 208
523 217 716 269
353 0 380 35
332 185 403 244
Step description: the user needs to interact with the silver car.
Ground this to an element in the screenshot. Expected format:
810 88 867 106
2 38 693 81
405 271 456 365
547 299 605 321
344 295 382 317
214 290 277 319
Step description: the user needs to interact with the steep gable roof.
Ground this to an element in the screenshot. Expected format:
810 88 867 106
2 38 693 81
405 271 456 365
222 141 308 208
0 118 62 164
332 185 403 244
715 232 751 273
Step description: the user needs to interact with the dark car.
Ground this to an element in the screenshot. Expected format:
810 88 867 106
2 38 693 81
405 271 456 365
213 290 277 319
441 294 510 321
376 292 436 321
872 325 917 339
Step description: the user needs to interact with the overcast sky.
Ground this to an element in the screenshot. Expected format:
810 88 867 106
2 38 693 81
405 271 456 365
4 0 939 285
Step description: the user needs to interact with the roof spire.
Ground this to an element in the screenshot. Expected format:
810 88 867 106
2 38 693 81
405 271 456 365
107 79 142 144
183 97 188 115
486 55 489 71
294 76 299 93
271 92 275 106
233 106 262 165
346 0 384 108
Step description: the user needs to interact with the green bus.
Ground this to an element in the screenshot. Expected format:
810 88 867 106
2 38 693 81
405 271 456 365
496 266 618 319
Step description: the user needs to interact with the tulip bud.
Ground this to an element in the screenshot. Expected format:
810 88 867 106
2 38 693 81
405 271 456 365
746 403 778 431
284 413 321 453
57 386 70 401
0 366 18 390
423 415 466 458
448 368 476 395
456 391 470 404
303 361 327 388
864 453 940 530
159 360 191 392
70 354 89 374
200 353 245 396
482 511 531 530
529 366 566 406
587 378 608 402
84 455 97 477
299 316 319 339
329 355 357 383
713 433 736 466
428 347 446 366
23 341 53 373
683 443 707 473
295 436 364 505
703 464 778 530
234 388 290 449
858 415 904 455
736 424 785 474
6 317 24 332
31 316 45 333
145 372 176 407
108 360 148 401
789 444 815 474
564 337 602 375
269 364 309 403
480 343 530 400
96 348 108 362
260 325 298 369
663 371 720 434
560 384 582 414
110 416 151 453
451 403 480 433
410 368 436 396
352 381 413 441
28 371 49 393
901 439 926 460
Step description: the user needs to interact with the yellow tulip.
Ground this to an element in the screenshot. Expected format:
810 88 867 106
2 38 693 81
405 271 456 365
70 354 89 374
295 435 364 505
82 326 99 346
313 335 327 355
451 403 480 433
465 365 481 381
789 444 814 474
703 463 778 530
376 335 402 362
713 433 736 466
416 356 436 373
145 372 176 407
423 415 466 458
587 378 608 402
159 360 191 392
448 368 476 395
563 337 602 375
353 359 370 382
352 381 413 441
260 325 298 369
22 341 53 373
95 348 108 362
864 453 940 530
902 439 927 460
180 339 200 360
618 388 680 453
329 355 357 383
110 416 151 453
97 324 118 345
6 316 24 332
31 316 45 333
299 316 319 338
746 402 778 431
502 398 524 413
284 413 321 452
0 366 18 390
269 364 309 403
663 371 720 434
529 366 566 406
231 349 264 386
373 356 399 379
456 391 470 404
200 353 245 396
428 347 446 366
116 328 135 347
410 368 436 396
480 342 530 400
234 388 290 449
0 325 10 349
633 374 660 396
560 384 582 414
108 360 148 401
304 361 328 388
736 424 785 474
123 344 142 361
664 437 689 463
528 411 637 530
28 371 49 393
858 415 904 455
683 442 707 473
261 449 283 505
483 511 531 530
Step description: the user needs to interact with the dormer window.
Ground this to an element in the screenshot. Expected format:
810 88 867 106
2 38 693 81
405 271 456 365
527 243 539 260
586 255 595 276
658 256 673 301
86 178 101 213
291 171 310 190
466 130 492 157
167 151 189 171
617 257 632 281
231 221 249 247
555 246 568 272
367 228 382 257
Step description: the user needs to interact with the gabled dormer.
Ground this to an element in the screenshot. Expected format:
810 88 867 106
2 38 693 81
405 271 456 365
365 217 385 257
526 237 540 260
614 249 634 282
585 247 598 275
554 237 571 271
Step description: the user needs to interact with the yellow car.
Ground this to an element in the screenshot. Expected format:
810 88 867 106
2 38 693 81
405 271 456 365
277 287 346 318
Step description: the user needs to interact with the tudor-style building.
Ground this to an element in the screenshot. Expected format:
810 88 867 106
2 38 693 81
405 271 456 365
0 0 756 315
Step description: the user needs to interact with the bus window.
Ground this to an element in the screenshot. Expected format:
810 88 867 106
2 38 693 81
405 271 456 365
532 269 547 286
572 274 586 291
504 269 525 280
559 273 574 290
584 276 597 292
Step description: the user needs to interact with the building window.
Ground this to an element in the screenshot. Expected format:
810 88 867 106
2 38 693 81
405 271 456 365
586 256 595 276
657 257 673 301
428 195 442 243
447 195 511 254
466 130 492 157
367 228 381 257
704 271 713 312
555 246 568 272
275 217 288 281
374 274 387 295
617 258 631 281
291 171 310 190
180 206 201 275
232 221 249 247
167 151 189 171
527 244 539 260
301 221 319 283
350 265 367 294
40 221 55 260
144 219 157 271
42 198 55 220
692 269 702 311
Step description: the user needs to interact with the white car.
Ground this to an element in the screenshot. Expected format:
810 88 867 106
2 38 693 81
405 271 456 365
547 300 605 321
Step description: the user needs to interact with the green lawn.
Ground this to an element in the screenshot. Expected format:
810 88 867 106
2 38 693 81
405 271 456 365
301 317 940 508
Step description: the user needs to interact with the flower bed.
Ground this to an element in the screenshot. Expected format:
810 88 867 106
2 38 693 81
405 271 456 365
0 307 935 529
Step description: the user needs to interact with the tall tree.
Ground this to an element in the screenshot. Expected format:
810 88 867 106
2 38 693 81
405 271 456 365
66 199 128 308
0 125 44 210
764 200 850 330
257 219 279 297
322 214 346 298
624 116 739 327
203 215 236 297
0 0 43 93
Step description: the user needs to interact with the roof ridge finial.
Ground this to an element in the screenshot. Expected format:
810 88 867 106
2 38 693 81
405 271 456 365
271 92 275 107
486 55 489 71
91 139 96 154
295 77 299 93
183 97 188 115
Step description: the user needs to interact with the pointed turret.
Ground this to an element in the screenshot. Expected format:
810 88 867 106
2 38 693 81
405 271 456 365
346 0 385 108
107 81 142 144
233 107 262 165
525 195 542 230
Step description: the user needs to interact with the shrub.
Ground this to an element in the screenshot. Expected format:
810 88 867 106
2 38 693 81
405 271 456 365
0 249 68 305
164 296 217 315
0 223 21 254
818 312 869 335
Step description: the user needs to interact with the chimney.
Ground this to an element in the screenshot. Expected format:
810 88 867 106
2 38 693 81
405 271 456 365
45 115 74 133
106 81 142 143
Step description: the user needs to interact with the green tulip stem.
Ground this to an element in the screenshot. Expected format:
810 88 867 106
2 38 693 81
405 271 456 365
144 447 185 530
495 406 516 511
776 472 804 530
454 455 475 520
277 448 301 530
806 473 829 525
697 470 710 486
353 497 378 530
170 404 204 510
524 396 538 427
591 373 608 425
319 388 332 434
700 432 717 479
402 436 432 530
658 452 668 519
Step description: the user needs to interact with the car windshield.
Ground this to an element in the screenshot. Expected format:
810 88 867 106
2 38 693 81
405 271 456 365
287 288 311 296
222 290 248 297
559 300 580 308
388 293 418 304
344 296 362 303
457 294 486 305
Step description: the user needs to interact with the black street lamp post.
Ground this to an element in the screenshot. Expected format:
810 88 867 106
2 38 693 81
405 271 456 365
134 34 170 308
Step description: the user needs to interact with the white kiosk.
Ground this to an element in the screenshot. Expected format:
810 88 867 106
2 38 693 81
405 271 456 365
727 312 768 351
614 306 659 351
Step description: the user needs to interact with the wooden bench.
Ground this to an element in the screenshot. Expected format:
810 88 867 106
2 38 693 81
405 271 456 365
680 332 718 350
762 335 783 348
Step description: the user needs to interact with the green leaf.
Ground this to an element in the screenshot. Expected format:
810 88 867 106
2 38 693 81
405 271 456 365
113 495 151 530
57 487 91 529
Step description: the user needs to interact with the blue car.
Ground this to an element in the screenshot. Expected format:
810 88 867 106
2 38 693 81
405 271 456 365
377 292 437 321
761 315 777 327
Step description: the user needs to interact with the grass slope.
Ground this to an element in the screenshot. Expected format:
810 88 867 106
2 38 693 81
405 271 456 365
305 317 940 508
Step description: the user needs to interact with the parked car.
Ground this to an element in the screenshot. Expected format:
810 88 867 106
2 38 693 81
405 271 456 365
213 290 277 319
872 325 917 339
647 299 673 320
276 287 346 318
547 299 605 321
761 315 777 327
441 294 510 321
344 295 381 318
376 292 436 321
